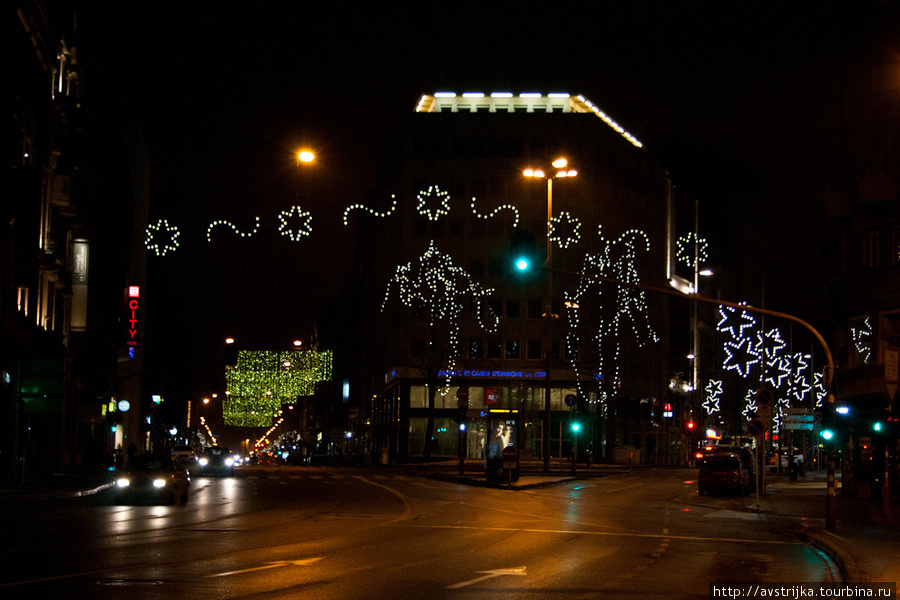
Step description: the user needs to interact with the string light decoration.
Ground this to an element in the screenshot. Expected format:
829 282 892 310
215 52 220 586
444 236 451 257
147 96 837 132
723 336 761 378
277 206 313 241
851 316 873 364
790 352 812 403
717 305 756 341
470 196 520 228
343 195 398 225
224 349 333 427
742 389 757 422
703 380 723 415
676 233 709 268
814 372 827 408
757 328 787 362
145 219 181 256
549 211 582 249
207 217 262 242
382 241 499 391
764 356 792 390
416 185 451 221
564 227 659 401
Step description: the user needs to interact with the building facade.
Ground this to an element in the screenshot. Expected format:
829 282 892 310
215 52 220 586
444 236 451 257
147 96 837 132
347 92 685 465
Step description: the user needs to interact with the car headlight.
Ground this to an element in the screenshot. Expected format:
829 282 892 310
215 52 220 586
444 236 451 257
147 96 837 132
199 457 209 466
225 457 234 466
116 478 130 488
153 479 167 488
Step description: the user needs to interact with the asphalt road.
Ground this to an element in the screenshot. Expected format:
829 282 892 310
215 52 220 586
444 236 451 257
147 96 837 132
0 467 840 599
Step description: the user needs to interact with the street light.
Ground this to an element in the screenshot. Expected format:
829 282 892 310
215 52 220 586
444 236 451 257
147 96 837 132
524 158 578 472
297 150 315 163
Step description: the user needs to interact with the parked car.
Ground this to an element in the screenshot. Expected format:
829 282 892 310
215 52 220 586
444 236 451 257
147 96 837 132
698 452 751 496
115 455 190 504
198 446 235 477
697 444 757 491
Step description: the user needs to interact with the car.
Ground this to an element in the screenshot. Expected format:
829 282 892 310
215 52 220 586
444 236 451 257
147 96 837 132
697 444 757 491
698 452 751 496
115 455 190 504
172 445 196 464
198 446 235 476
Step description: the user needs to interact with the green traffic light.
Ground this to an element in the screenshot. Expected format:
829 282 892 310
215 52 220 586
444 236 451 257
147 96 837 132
515 257 530 271
874 422 883 432
820 429 834 441
571 422 581 432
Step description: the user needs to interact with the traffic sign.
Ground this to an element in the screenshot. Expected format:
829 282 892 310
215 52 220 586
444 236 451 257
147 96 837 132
754 388 774 408
747 419 766 437
564 394 577 408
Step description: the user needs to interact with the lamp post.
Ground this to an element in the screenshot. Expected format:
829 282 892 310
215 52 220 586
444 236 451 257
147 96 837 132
524 158 578 472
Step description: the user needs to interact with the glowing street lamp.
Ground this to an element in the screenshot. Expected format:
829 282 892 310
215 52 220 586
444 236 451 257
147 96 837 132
523 158 579 473
297 150 315 163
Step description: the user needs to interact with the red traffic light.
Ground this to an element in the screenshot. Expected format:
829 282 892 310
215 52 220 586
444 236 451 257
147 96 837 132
686 421 695 430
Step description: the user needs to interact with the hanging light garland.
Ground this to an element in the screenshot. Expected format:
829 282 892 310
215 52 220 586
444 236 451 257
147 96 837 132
207 216 262 242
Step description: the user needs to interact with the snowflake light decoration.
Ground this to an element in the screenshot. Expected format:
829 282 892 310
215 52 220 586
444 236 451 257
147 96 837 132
416 186 451 221
676 232 709 268
814 372 827 408
790 352 812 402
277 206 313 241
343 195 398 226
207 217 261 242
549 211 582 249
145 219 181 256
703 380 723 414
470 196 520 228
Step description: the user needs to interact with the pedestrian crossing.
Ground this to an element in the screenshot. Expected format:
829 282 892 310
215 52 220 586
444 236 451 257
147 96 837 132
240 470 410 483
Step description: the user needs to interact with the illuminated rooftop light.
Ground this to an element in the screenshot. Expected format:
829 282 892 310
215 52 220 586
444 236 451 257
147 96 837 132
462 92 485 98
434 92 457 97
520 92 542 98
491 92 513 98
548 92 570 98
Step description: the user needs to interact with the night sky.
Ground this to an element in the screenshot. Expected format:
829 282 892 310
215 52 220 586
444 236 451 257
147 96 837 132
74 2 899 400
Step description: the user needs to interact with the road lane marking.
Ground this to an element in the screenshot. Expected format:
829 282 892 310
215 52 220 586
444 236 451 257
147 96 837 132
206 557 323 578
352 476 413 524
446 566 527 589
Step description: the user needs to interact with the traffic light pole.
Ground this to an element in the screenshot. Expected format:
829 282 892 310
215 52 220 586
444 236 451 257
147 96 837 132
549 267 838 529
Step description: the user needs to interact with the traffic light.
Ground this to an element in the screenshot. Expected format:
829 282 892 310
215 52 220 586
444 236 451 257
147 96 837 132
571 421 581 433
685 421 696 431
820 428 835 441
509 230 539 276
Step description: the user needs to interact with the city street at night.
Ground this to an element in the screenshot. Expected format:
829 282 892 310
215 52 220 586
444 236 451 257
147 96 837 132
0 468 855 600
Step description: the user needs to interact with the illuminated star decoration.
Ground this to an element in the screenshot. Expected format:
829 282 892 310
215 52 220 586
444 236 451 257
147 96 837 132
382 241 498 391
145 219 181 256
757 327 787 362
704 380 723 414
723 336 761 378
676 232 709 268
814 372 827 408
764 356 792 390
790 352 812 403
277 206 313 241
343 195 398 226
470 196 520 228
851 316 874 364
207 216 262 242
549 211 582 249
717 305 756 341
416 185 451 221
742 389 757 422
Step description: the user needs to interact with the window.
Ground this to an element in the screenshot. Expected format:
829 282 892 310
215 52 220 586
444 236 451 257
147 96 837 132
505 340 520 359
527 340 542 360
488 340 502 359
489 299 503 319
528 300 543 319
469 339 483 359
506 300 520 319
